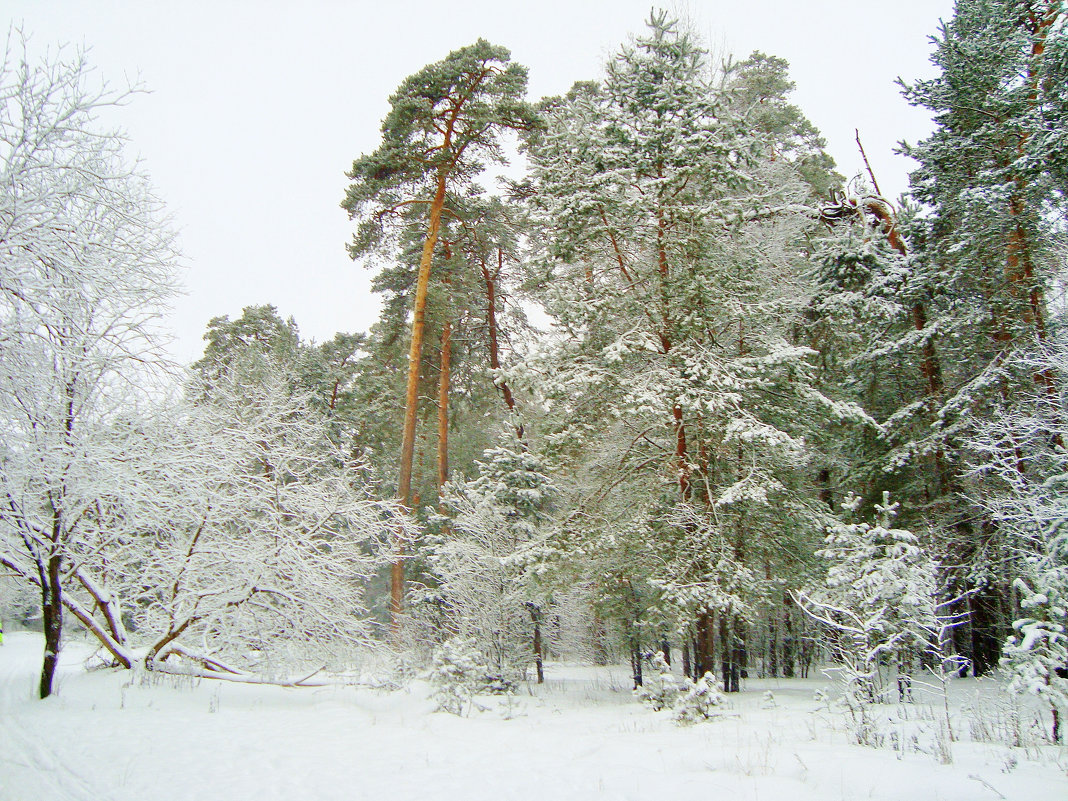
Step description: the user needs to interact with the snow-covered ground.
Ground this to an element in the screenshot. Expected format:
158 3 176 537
1 632 1065 801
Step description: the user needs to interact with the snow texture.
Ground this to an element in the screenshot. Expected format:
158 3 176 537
1 632 1065 801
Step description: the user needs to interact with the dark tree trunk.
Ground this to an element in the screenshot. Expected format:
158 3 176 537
782 592 796 678
694 612 715 678
682 641 692 679
799 624 814 679
529 604 544 684
767 616 779 678
39 554 63 699
719 615 741 693
817 467 834 510
629 631 643 689
659 638 671 665
763 561 777 678
482 249 525 443
969 587 1003 677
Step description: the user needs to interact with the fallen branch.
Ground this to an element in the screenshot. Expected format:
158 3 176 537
149 661 331 688
152 642 245 675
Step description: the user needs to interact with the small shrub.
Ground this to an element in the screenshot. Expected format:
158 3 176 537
673 672 726 724
635 654 726 724
428 638 516 716
635 652 686 711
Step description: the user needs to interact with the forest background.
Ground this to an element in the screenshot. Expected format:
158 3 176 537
2 0 1067 755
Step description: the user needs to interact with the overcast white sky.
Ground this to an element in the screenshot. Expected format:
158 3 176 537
6 0 955 364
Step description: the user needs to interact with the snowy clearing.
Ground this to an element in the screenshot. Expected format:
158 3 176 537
1 632 1065 801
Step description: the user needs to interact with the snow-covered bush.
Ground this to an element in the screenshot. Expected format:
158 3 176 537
429 638 516 716
116 359 398 678
34 354 401 682
424 440 556 684
635 651 687 710
1001 561 1068 742
635 652 725 724
673 672 726 724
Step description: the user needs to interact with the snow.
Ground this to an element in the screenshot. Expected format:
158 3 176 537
2 633 1066 801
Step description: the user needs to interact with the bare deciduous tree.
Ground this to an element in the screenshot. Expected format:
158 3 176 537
0 35 179 698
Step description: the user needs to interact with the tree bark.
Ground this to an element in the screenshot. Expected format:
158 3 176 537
1008 2 1061 405
39 553 63 699
437 319 451 491
720 614 742 693
630 633 643 689
530 604 544 684
694 611 715 679
482 248 524 442
392 167 449 633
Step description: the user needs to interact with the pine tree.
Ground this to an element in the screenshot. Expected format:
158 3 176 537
797 492 943 742
423 437 556 682
526 12 854 689
970 336 1068 740
893 0 1068 673
1003 560 1068 742
342 41 534 628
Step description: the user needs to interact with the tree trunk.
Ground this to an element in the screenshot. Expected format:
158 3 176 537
782 591 796 678
530 604 544 684
39 554 63 699
629 628 643 689
968 586 1003 677
720 615 742 693
694 611 715 679
392 167 449 633
767 616 778 679
483 248 524 442
1005 3 1063 422
437 319 451 491
817 467 834 510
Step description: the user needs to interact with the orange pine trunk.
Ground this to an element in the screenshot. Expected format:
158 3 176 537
391 168 448 633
